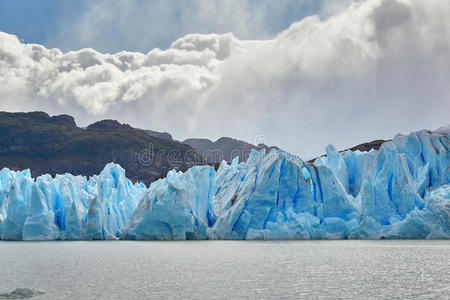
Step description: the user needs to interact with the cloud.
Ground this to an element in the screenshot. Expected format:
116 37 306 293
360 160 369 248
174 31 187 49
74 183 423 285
0 0 449 159
0 31 226 114
49 0 344 53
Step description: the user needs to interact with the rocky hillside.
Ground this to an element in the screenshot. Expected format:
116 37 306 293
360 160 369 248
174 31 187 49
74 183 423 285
308 139 389 163
0 111 412 185
183 136 280 163
0 112 202 186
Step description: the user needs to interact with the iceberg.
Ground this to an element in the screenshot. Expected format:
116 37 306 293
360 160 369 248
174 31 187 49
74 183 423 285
0 130 448 240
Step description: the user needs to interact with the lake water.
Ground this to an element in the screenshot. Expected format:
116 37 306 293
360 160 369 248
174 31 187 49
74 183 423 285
0 240 449 299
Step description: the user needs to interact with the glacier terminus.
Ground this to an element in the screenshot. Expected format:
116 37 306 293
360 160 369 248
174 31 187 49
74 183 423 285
0 130 448 240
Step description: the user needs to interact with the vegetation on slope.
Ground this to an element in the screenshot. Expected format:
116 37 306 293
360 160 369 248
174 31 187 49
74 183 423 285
0 112 202 186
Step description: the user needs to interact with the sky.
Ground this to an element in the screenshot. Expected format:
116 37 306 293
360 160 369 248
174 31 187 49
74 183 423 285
0 0 449 159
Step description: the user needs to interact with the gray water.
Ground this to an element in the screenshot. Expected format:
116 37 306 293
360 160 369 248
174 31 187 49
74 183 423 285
0 241 449 299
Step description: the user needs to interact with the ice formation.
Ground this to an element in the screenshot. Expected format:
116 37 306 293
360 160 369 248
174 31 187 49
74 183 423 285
122 130 449 240
0 130 448 240
0 163 146 240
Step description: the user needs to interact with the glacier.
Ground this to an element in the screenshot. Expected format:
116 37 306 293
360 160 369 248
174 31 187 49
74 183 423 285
0 163 147 240
0 130 448 240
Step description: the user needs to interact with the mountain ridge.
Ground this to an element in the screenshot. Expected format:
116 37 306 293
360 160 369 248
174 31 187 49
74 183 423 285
183 136 280 163
1 111 441 186
0 111 201 186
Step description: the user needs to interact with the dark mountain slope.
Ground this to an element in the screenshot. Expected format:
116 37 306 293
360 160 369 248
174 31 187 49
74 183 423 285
307 139 389 163
0 112 202 186
0 111 403 184
183 136 280 163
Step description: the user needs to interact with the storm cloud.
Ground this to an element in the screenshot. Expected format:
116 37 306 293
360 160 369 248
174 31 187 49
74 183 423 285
0 0 449 159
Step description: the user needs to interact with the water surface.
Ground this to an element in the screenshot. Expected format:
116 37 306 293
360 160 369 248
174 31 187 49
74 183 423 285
0 240 449 299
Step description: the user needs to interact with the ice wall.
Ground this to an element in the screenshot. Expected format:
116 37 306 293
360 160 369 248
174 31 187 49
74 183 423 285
0 130 448 240
0 163 146 240
123 130 449 239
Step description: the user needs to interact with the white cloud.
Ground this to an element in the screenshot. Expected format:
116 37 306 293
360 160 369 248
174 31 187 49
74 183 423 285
0 31 224 116
0 0 449 159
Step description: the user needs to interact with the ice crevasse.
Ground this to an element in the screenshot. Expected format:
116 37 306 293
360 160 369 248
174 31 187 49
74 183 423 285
0 164 147 240
0 130 449 240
